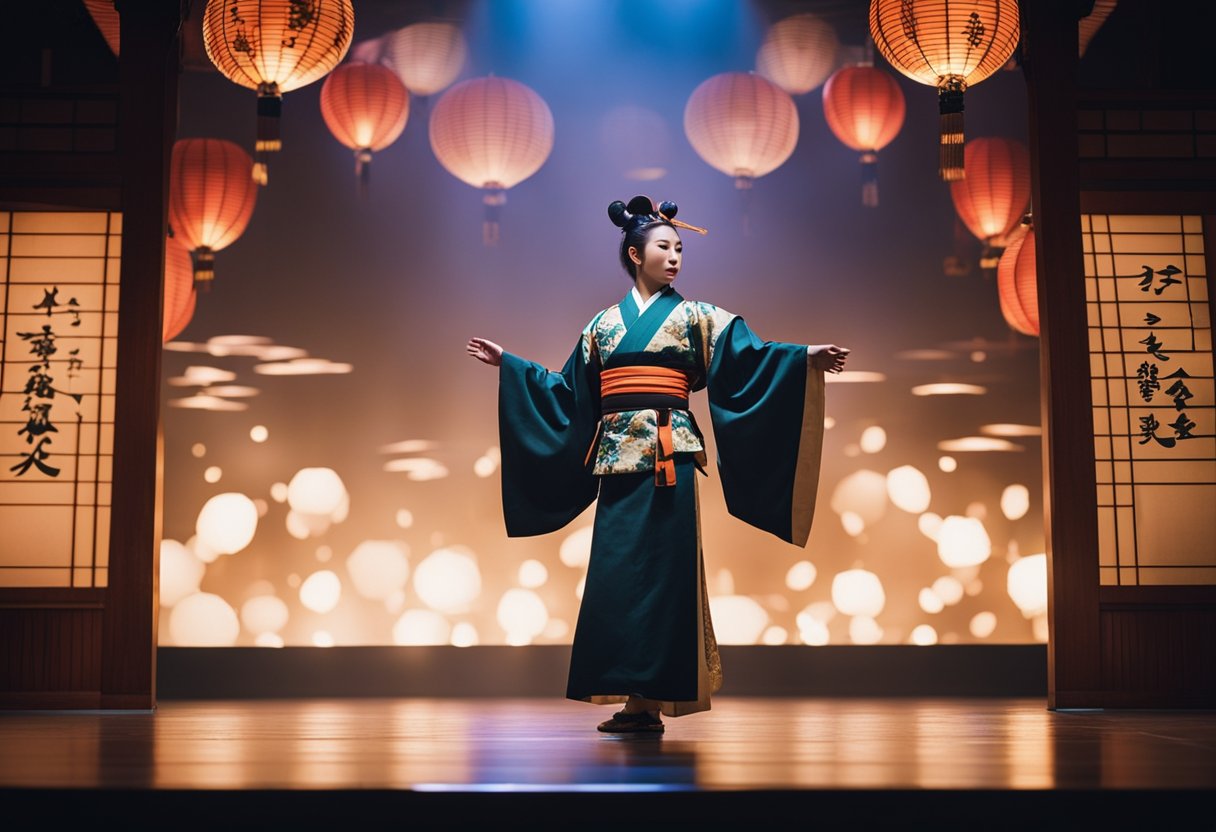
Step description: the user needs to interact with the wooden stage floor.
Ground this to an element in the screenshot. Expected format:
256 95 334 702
3 697 1214 827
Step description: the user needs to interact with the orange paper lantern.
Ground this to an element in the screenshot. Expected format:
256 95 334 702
83 0 120 55
202 0 354 183
950 136 1030 265
822 65 906 206
869 0 1020 180
386 22 467 96
320 62 410 195
164 239 196 343
429 76 555 244
168 138 258 282
684 72 799 189
996 225 1037 336
756 13 839 95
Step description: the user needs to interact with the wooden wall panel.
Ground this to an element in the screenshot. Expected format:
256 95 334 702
1099 608 1216 705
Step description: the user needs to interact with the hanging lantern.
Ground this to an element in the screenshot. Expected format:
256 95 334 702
168 138 258 283
950 136 1031 267
386 22 467 96
997 224 1038 336
202 0 354 184
83 0 120 55
822 65 906 207
1079 0 1118 57
869 0 1020 180
429 76 554 245
756 13 839 95
320 62 410 197
684 72 799 189
163 238 196 343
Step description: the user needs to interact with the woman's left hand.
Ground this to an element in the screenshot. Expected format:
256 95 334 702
809 344 849 374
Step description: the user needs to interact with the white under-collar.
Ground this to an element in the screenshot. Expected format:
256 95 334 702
631 285 666 315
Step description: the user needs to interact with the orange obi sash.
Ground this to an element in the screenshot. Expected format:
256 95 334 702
596 366 692 487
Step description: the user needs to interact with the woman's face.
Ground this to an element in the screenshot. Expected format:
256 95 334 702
630 224 683 289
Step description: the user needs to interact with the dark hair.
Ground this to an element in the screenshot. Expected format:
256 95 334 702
608 196 680 279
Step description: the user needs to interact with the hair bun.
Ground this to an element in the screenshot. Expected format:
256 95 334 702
658 200 678 219
608 200 630 228
625 195 655 216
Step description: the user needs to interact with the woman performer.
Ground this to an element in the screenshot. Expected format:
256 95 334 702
467 196 848 733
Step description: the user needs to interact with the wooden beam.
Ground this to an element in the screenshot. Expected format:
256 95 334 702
1021 0 1103 708
100 0 183 710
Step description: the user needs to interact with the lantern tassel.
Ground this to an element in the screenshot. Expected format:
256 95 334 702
938 79 965 181
191 247 215 287
860 152 879 208
256 84 283 153
355 149 372 200
483 185 506 246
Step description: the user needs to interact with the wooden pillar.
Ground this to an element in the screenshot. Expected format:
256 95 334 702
1021 0 1102 708
101 1 183 710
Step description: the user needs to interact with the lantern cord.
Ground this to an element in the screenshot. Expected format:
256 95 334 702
860 152 879 208
938 81 965 181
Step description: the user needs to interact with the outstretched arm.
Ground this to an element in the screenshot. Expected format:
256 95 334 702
808 344 849 374
467 337 504 367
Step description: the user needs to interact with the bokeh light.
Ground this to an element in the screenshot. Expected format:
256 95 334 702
849 615 884 644
1008 553 1048 617
886 465 931 513
938 456 958 472
859 425 887 453
414 546 482 613
932 576 965 606
1001 484 1031 521
709 595 769 645
160 539 205 607
299 570 342 613
395 508 414 528
195 492 258 555
240 594 289 635
832 568 885 617
312 630 335 647
346 540 410 601
918 512 944 541
518 559 548 588
762 625 789 645
451 621 479 647
250 425 269 442
918 587 944 614
497 588 549 644
785 560 817 591
936 516 992 568
255 632 285 648
970 611 998 638
559 526 594 568
287 467 346 515
203 466 222 483
830 469 888 528
393 609 451 645
169 592 240 646
911 624 938 645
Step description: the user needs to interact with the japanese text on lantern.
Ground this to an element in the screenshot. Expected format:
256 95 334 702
1083 214 1215 587
0 211 119 588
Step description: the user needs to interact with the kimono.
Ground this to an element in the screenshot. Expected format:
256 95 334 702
498 285 825 717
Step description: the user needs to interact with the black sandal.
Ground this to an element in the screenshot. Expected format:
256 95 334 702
597 709 665 733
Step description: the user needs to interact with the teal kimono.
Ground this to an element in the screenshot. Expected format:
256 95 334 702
499 286 825 716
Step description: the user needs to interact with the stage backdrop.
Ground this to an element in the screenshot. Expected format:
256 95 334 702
154 1 1046 648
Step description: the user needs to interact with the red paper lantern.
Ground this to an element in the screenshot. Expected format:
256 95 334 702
822 65 906 206
997 225 1038 336
429 76 554 244
163 238 196 343
320 62 410 195
950 136 1030 266
168 138 258 282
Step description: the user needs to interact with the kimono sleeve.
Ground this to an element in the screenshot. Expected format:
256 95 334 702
498 331 601 537
706 315 825 547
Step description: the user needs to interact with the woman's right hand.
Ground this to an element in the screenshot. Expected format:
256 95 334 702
466 337 504 367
